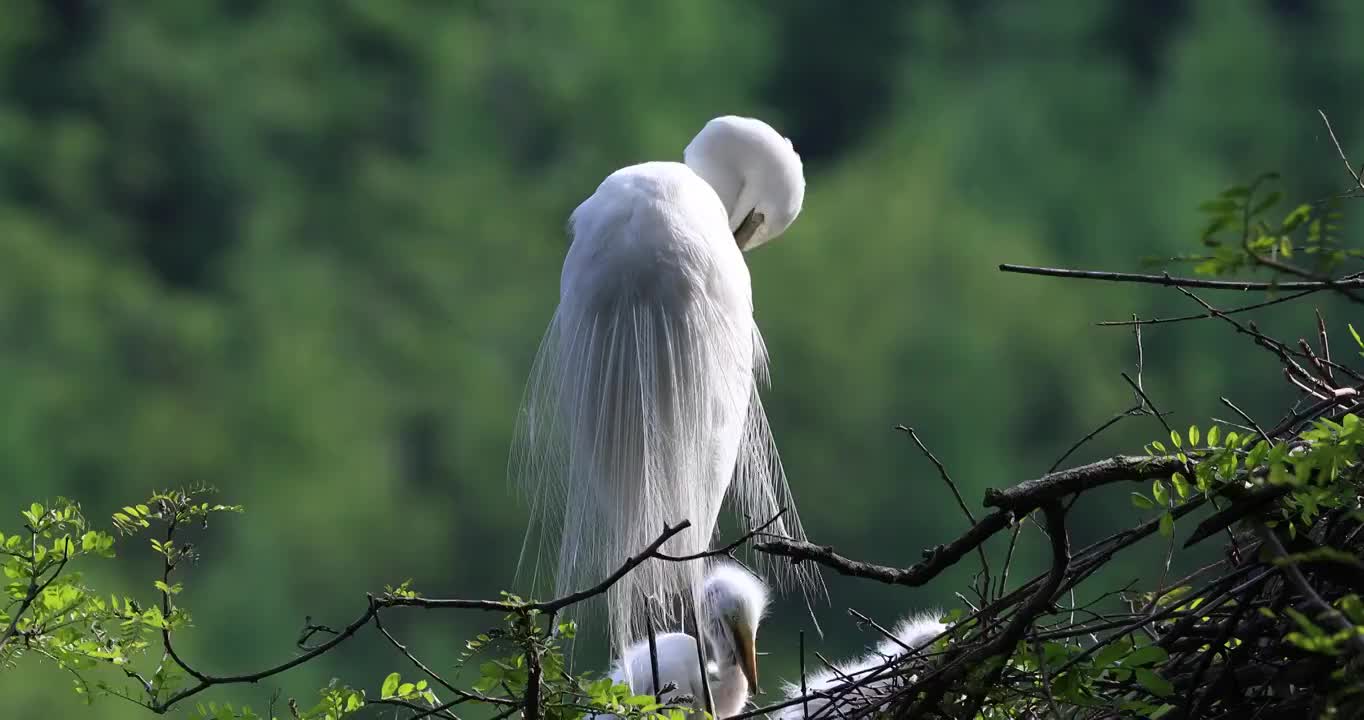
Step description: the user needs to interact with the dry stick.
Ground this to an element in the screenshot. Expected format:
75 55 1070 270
372 612 466 715
645 598 662 705
1175 285 1364 384
1221 397 1270 444
1048 406 1140 474
1316 308 1334 382
1134 313 1144 390
814 652 875 709
847 608 928 659
657 510 786 562
1121 371 1174 438
1097 287 1322 327
998 263 1364 291
690 597 717 717
369 698 462 719
1299 337 1336 388
997 522 1024 603
983 455 1187 511
1118 366 1208 579
383 521 690 613
1318 108 1364 192
799 630 809 720
896 426 991 598
759 455 1183 589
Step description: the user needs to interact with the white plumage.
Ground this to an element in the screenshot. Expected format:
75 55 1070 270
780 612 946 720
512 116 820 657
592 562 769 720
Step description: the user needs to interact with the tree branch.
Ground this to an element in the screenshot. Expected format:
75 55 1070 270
999 263 1364 291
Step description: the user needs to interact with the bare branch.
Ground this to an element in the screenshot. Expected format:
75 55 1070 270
999 263 1364 291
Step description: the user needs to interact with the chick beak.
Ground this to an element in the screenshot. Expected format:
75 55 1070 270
731 619 759 690
734 210 765 251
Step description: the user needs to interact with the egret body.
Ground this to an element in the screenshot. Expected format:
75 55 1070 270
512 116 819 654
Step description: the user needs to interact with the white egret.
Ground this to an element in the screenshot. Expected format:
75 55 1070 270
779 612 946 720
593 562 769 719
512 116 820 655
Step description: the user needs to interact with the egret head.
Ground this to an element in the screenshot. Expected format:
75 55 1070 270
702 562 769 689
683 116 805 252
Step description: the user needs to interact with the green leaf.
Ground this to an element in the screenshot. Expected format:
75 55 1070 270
1187 425 1200 447
1148 703 1176 719
1093 637 1133 669
1170 430 1182 449
1170 473 1190 500
1158 512 1174 538
1123 645 1168 668
1152 478 1168 506
1284 607 1326 638
1282 203 1313 232
1130 493 1155 510
1206 425 1220 447
381 672 400 699
1134 668 1174 697
1351 324 1364 351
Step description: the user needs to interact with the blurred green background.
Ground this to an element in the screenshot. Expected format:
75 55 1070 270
4 0 1364 716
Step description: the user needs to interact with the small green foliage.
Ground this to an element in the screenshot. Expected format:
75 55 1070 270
1 497 129 674
2 488 245 713
384 579 420 599
1173 173 1358 279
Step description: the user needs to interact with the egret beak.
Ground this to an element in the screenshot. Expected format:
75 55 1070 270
734 210 765 251
731 619 759 690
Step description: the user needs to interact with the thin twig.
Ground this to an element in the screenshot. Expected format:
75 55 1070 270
1319 108 1364 192
999 263 1364 291
1221 397 1270 444
645 597 661 705
1121 371 1173 437
1048 407 1140 473
896 426 990 596
1097 288 1322 326
657 512 786 562
798 630 810 720
384 521 690 613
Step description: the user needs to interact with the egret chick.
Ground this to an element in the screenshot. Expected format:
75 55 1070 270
594 562 769 719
